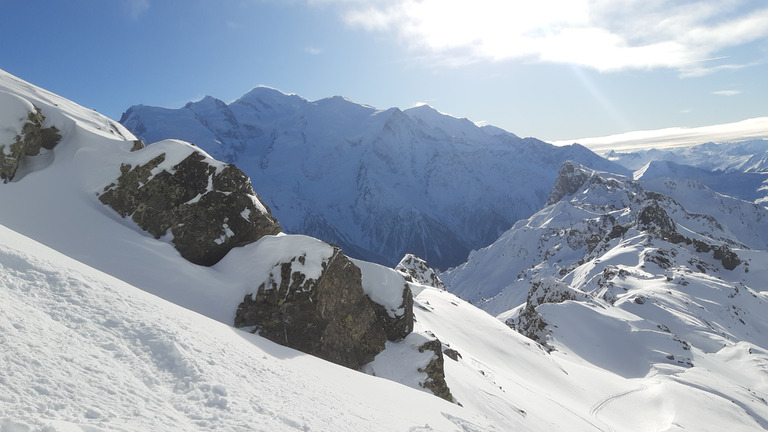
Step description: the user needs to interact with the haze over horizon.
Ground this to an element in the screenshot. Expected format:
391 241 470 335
2 0 768 146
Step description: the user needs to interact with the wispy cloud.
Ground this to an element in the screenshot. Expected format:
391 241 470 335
713 90 742 96
122 0 150 19
335 0 768 76
305 46 324 55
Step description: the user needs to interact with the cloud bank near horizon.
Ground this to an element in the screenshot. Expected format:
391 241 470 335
550 116 768 153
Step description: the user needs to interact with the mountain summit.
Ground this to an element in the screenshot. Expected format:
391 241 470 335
121 91 627 268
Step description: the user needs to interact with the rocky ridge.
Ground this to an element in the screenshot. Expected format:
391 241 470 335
98 145 282 266
445 161 768 377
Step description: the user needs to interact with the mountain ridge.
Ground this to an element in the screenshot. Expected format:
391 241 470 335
121 89 628 269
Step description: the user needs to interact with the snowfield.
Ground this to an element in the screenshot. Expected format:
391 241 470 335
0 224 496 432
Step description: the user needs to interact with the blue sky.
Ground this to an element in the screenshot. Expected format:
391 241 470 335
2 0 768 142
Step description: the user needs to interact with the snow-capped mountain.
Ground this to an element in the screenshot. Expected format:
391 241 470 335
120 88 627 269
607 140 768 205
444 160 768 309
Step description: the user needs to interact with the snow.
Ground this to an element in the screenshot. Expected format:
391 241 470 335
121 86 627 269
0 90 36 147
0 224 495 432
3 67 768 431
353 258 409 317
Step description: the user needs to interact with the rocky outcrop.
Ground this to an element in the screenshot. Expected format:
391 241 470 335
235 247 414 370
369 286 414 342
547 161 593 205
508 278 586 351
395 254 445 290
637 200 677 234
417 338 454 402
98 150 281 266
0 106 61 182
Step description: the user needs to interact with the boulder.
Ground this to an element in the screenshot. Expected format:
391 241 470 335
99 150 281 266
235 247 406 370
417 338 455 402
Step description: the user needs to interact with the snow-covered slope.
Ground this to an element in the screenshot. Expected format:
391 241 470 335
121 89 627 269
0 224 500 432
443 162 768 429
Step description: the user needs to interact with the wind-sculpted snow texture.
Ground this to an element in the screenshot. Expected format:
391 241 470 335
121 88 627 269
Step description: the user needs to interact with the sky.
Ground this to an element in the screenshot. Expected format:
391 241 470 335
2 0 768 144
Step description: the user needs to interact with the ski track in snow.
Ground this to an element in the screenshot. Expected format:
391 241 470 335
589 384 648 431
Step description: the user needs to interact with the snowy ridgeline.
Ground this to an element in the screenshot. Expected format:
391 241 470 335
3 67 768 431
607 140 768 205
120 88 628 269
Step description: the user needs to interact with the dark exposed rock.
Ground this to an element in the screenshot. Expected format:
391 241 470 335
417 339 454 402
0 107 61 182
712 244 741 270
235 247 413 370
637 201 677 234
395 254 445 290
98 150 281 266
509 278 585 350
547 161 592 205
130 140 145 152
369 286 414 342
443 348 462 361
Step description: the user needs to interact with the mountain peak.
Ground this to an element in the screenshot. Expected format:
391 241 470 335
546 161 597 205
184 95 226 111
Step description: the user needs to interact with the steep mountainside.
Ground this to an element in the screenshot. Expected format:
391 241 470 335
121 89 627 268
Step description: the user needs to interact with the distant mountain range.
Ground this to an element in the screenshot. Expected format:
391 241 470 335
120 88 627 269
606 140 768 205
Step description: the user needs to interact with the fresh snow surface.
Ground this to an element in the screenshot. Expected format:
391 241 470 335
0 224 495 432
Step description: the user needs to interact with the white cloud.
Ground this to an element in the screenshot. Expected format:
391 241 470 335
550 116 768 153
713 90 742 96
306 46 324 55
336 0 768 75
